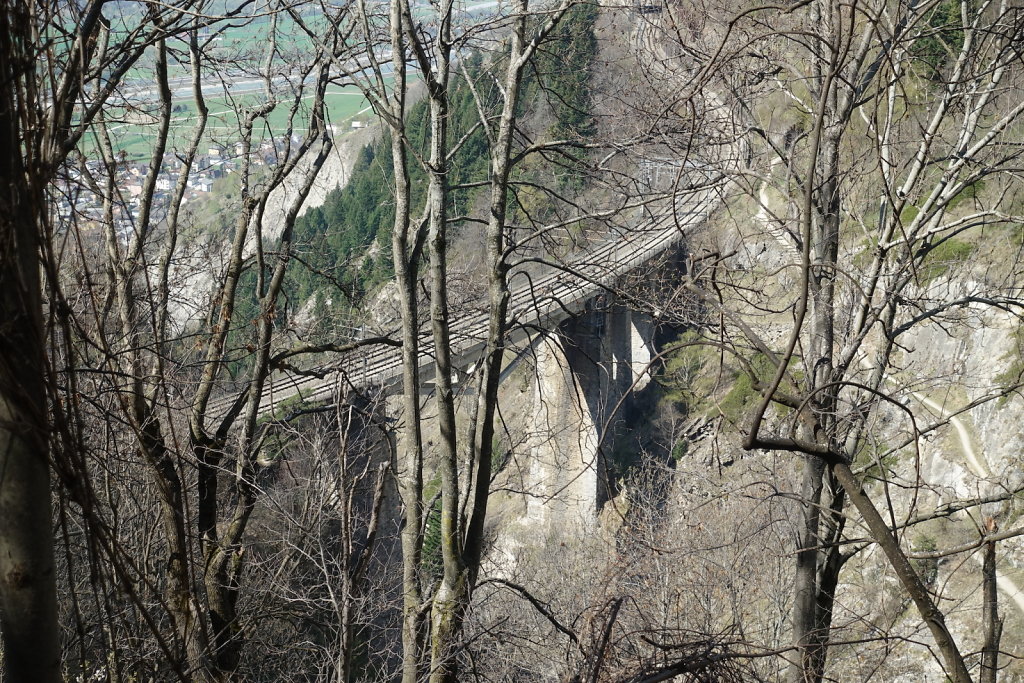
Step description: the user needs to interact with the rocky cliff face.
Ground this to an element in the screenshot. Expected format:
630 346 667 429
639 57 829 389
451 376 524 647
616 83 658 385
477 206 1024 679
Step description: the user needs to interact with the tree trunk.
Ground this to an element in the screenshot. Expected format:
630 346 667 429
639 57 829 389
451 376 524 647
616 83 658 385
980 538 1001 683
379 1 428 679
831 462 971 682
412 1 470 679
0 3 61 678
788 458 826 683
808 478 846 681
789 120 841 683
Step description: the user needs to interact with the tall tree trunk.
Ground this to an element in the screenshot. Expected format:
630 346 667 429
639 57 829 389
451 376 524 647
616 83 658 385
788 458 826 683
831 463 971 682
0 3 61 679
789 122 842 683
375 0 429 678
0 191 62 683
424 56 469 683
980 536 1001 683
406 0 471 678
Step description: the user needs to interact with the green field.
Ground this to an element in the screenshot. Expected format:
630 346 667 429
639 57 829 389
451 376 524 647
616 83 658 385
84 84 377 161
85 5 381 160
84 0 470 161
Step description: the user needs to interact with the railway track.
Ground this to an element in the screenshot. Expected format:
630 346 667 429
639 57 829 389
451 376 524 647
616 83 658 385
208 188 719 420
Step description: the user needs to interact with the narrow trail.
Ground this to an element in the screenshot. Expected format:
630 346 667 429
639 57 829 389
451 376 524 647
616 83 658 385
755 156 793 252
910 391 989 478
997 572 1024 616
908 389 1024 617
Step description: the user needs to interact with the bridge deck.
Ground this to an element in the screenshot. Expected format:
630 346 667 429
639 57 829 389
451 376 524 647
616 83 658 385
208 190 718 420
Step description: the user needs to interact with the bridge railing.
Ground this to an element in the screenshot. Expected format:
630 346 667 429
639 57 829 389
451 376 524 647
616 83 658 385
208 185 721 421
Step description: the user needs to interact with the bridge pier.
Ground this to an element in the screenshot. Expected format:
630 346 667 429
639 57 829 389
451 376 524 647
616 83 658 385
519 296 656 532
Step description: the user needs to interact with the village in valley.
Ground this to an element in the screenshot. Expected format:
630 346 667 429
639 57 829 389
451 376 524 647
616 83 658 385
52 127 355 240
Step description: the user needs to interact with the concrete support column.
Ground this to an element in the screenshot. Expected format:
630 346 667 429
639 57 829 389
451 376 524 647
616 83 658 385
521 297 656 532
523 332 602 530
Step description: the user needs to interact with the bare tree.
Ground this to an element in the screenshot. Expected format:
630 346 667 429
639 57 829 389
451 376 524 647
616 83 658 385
0 2 60 679
22 0 385 679
336 1 625 679
0 0 223 678
643 0 1024 679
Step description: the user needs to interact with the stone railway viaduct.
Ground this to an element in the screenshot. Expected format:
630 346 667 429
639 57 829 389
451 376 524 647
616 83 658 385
209 187 720 529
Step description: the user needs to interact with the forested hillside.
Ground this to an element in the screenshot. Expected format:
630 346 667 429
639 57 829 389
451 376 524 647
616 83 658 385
3 0 1024 681
282 4 598 322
